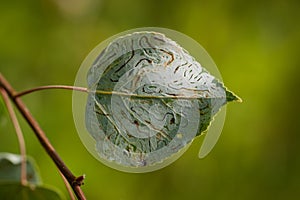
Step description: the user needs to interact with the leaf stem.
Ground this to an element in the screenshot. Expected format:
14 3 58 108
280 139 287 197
15 85 88 97
0 88 27 186
0 73 86 200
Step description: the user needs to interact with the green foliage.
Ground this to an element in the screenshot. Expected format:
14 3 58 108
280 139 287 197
0 153 41 184
0 183 64 200
0 153 64 200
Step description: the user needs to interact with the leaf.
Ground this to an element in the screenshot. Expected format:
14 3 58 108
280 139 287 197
83 31 241 171
0 183 64 200
0 152 41 184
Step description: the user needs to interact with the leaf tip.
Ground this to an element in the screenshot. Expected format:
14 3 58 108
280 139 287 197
226 90 242 103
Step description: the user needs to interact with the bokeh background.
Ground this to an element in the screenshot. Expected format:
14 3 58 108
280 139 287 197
1 0 300 199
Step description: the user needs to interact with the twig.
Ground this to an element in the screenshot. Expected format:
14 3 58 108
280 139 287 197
58 170 76 200
15 85 88 98
0 88 27 186
0 73 86 200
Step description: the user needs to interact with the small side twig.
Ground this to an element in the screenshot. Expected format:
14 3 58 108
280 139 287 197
58 170 76 200
0 73 86 200
0 88 27 186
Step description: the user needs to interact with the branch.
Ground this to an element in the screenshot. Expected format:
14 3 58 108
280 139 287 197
0 73 86 200
0 88 27 186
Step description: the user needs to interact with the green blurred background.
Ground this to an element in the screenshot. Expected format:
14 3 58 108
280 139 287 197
1 0 300 199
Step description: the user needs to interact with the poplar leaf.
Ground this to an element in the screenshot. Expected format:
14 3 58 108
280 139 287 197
0 183 64 200
0 152 41 184
81 30 241 172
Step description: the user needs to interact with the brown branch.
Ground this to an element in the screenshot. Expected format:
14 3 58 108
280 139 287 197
0 88 27 186
0 73 86 200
